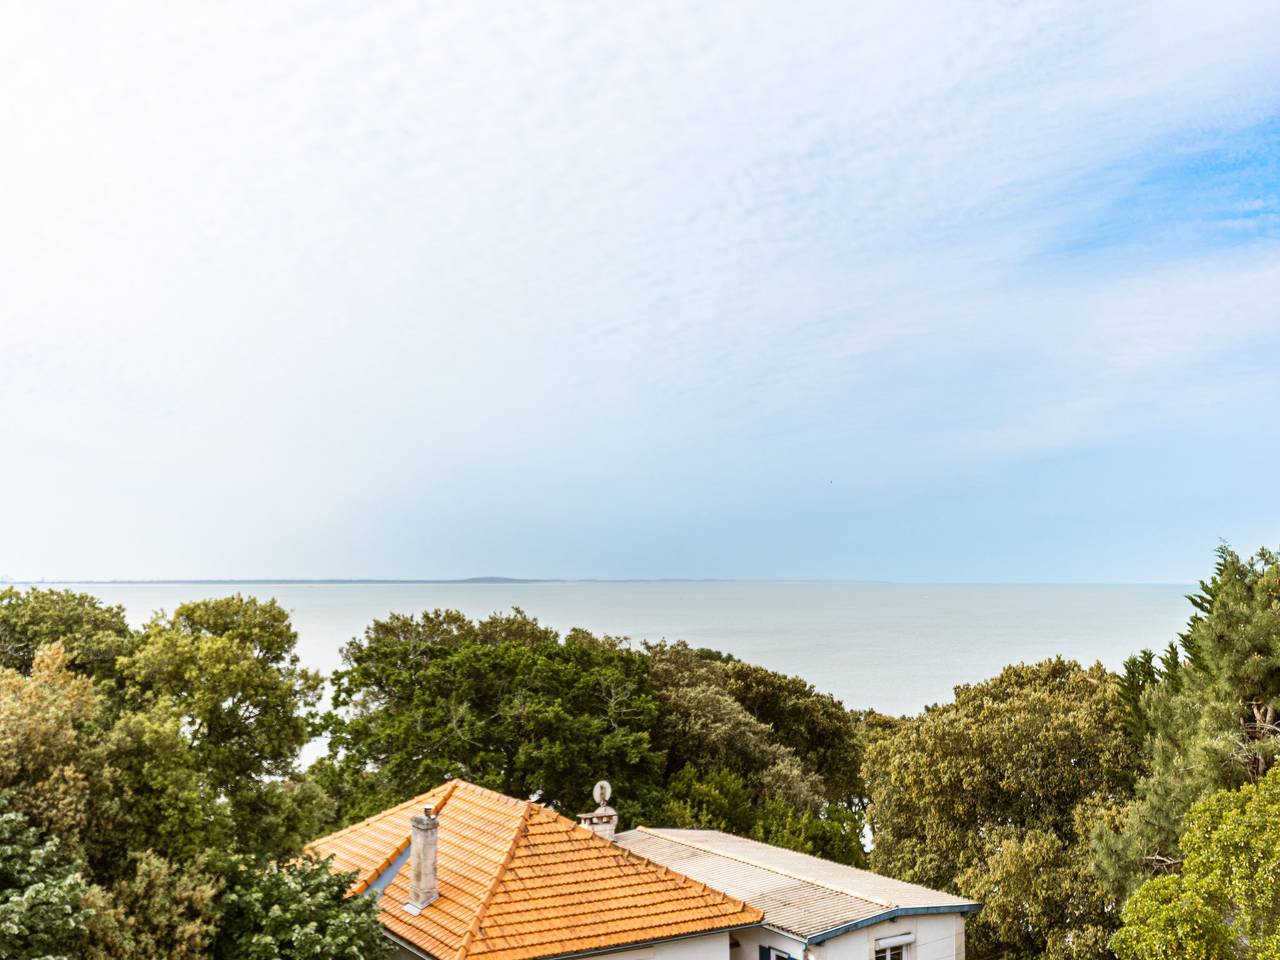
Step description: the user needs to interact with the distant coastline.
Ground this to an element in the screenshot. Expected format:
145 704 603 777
1 577 742 586
0 578 1182 586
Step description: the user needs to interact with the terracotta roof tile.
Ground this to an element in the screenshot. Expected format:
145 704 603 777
308 781 762 960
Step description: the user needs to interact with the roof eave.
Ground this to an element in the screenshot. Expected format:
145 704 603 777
424 920 768 960
384 928 434 959
383 919 765 960
803 903 982 944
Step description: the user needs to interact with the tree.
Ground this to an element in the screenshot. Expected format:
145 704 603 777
82 853 221 960
214 856 392 960
0 590 391 958
104 596 330 868
643 641 825 811
866 658 1138 959
0 797 94 960
326 609 664 824
1094 545 1280 898
724 660 865 810
1111 764 1280 960
121 596 323 789
657 766 866 866
0 642 97 842
0 587 135 683
643 642 865 864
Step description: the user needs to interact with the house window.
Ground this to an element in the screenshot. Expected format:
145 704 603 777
874 948 906 960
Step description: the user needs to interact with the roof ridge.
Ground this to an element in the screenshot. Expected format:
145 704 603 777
635 828 896 910
455 798 535 960
433 778 462 813
313 780 463 850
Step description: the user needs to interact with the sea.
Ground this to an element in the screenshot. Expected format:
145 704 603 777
31 580 1193 716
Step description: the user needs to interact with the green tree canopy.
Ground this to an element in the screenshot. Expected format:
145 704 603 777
0 642 97 843
1094 545 1280 898
643 641 825 810
97 596 330 871
214 856 391 960
0 589 354 958
0 797 94 960
866 658 1138 959
326 609 664 823
82 853 221 960
724 659 865 809
642 641 865 864
121 596 324 786
0 587 135 683
1111 763 1280 960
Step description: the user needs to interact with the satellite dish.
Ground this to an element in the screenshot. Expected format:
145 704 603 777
593 780 612 806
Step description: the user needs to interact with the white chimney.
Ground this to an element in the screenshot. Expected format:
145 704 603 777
578 780 618 840
403 804 440 915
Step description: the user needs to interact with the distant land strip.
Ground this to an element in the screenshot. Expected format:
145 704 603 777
0 577 741 585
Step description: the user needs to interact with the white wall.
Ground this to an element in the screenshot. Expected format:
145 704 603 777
733 923 807 960
556 913 966 960
604 931 733 960
817 914 965 960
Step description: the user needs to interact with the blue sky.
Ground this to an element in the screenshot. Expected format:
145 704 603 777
2 0 1279 582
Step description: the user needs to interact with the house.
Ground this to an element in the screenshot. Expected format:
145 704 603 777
308 780 978 960
613 828 978 960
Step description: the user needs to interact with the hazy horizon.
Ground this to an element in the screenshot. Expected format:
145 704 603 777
1 579 1195 715
2 576 1196 587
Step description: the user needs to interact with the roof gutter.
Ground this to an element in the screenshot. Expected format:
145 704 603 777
384 928 433 959
804 904 982 944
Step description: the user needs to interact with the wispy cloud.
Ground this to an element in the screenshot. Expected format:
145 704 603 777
1 1 1278 580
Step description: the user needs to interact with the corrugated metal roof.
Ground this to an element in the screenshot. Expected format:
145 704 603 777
613 828 978 941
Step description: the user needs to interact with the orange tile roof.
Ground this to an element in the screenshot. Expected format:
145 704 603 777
308 780 762 960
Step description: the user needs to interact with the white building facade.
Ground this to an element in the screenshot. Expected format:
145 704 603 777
613 829 978 960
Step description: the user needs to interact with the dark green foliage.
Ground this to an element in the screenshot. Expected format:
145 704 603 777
642 640 825 811
325 618 871 864
659 766 759 834
724 660 865 809
1118 649 1157 748
751 801 864 867
658 767 866 866
638 641 868 864
327 609 665 823
1093 545 1280 899
214 856 392 960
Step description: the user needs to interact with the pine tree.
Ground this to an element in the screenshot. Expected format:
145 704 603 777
1092 544 1280 898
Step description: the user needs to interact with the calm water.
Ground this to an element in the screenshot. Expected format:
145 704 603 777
38 581 1192 715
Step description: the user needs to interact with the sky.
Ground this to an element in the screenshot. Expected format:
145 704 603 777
2 0 1279 583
